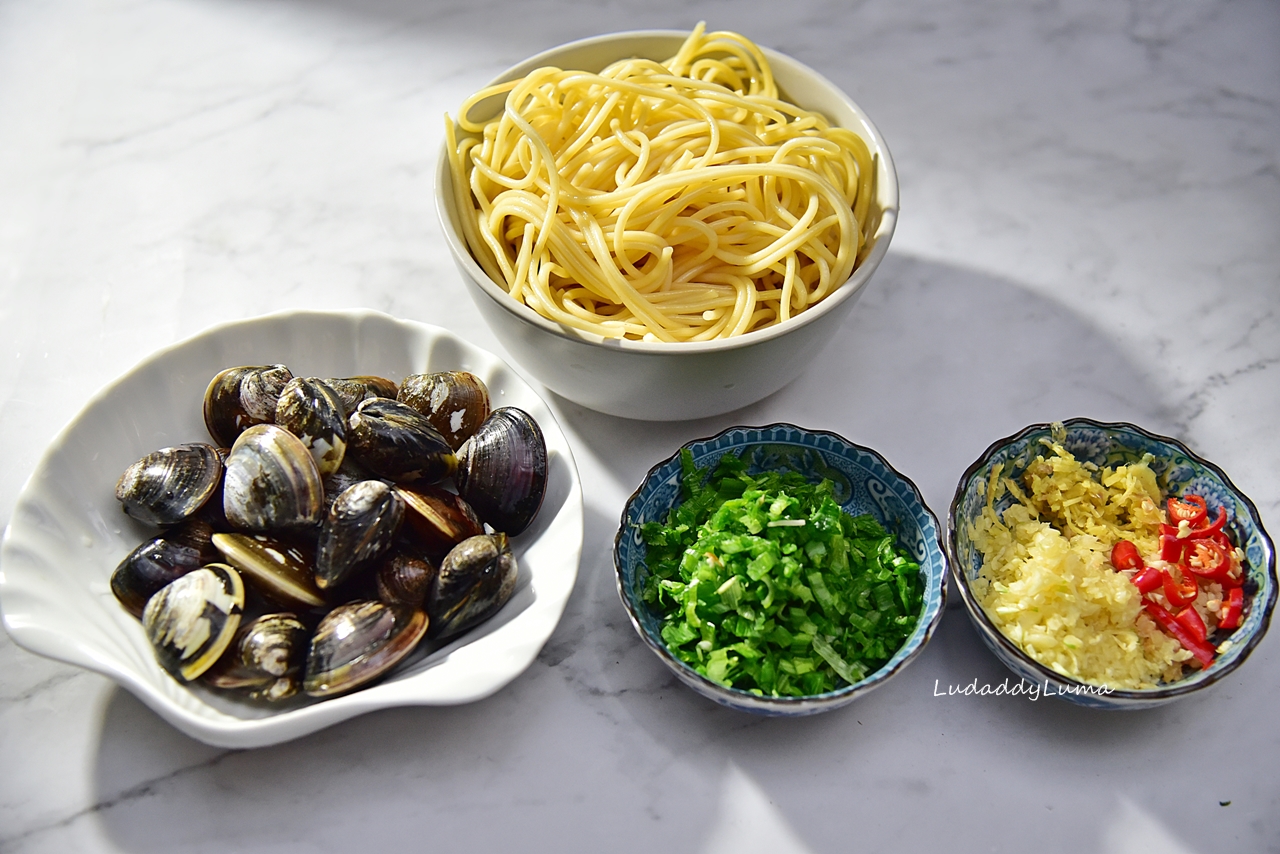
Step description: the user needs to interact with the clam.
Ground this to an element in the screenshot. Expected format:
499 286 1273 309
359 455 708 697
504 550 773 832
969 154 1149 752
396 484 485 559
212 532 326 611
427 532 517 641
203 365 293 447
346 398 457 485
454 407 547 536
203 612 309 701
275 377 348 476
315 481 405 590
303 600 428 697
115 443 223 527
397 371 490 451
142 564 245 682
222 424 324 531
375 547 437 609
325 376 399 413
111 519 219 618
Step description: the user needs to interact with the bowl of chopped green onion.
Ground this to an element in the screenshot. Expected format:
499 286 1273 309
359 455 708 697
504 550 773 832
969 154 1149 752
615 424 947 715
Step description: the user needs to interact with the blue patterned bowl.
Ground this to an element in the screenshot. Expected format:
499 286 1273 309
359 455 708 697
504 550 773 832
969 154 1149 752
949 418 1277 710
614 424 947 715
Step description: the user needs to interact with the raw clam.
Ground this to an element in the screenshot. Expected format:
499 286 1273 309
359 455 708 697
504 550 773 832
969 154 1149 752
375 547 437 609
274 377 348 477
222 424 324 530
115 443 223 527
427 532 517 641
347 398 457 484
396 484 485 559
454 407 547 536
315 481 405 590
303 600 428 697
111 519 218 618
203 612 309 701
142 563 245 682
397 371 490 451
203 365 293 447
212 532 326 611
325 376 399 413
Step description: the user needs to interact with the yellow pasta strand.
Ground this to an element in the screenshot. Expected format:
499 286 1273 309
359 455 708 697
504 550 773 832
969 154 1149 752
447 23 873 341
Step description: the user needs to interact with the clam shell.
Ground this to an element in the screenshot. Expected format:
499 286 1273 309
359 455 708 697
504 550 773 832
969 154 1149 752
454 407 547 536
203 365 293 447
347 398 457 485
397 371 490 451
375 547 437 609
110 519 218 618
142 564 245 682
212 532 326 611
314 480 405 590
203 612 308 701
303 601 428 697
427 532 517 640
396 484 484 560
115 443 223 527
222 424 324 531
275 377 348 477
324 376 399 413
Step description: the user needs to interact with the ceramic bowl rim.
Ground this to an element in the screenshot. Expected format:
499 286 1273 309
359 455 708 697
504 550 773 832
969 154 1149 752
435 28 900 357
947 416 1277 702
614 422 947 711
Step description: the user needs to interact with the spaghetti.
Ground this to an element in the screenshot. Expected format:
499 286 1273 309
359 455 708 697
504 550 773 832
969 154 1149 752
446 24 875 342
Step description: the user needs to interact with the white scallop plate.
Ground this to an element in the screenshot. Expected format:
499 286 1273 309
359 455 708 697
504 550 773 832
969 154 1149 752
0 309 583 748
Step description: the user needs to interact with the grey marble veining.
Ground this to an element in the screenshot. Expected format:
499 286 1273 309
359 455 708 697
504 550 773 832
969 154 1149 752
1 0 1277 851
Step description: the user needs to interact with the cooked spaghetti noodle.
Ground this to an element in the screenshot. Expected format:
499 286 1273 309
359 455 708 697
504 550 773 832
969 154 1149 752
446 24 875 342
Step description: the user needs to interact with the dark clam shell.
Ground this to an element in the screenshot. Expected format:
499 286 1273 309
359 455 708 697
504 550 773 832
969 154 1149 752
110 520 218 618
397 371 490 451
375 546 437 609
203 365 293 448
347 398 457 485
427 532 517 641
275 377 348 477
325 376 399 413
222 424 324 531
454 408 547 536
203 612 309 701
315 481 405 590
142 564 245 682
303 601 428 697
211 532 326 611
396 484 485 559
115 443 223 527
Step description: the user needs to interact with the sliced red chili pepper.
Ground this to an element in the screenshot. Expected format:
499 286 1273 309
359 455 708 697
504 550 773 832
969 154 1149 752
1219 587 1244 631
1185 539 1231 583
1174 605 1208 643
1186 506 1228 540
1110 540 1144 572
1161 533 1189 564
1144 600 1216 668
1131 566 1162 594
1168 495 1207 526
1162 566 1199 609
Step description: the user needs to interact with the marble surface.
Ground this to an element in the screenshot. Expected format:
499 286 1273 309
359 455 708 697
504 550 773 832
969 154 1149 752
1 0 1276 851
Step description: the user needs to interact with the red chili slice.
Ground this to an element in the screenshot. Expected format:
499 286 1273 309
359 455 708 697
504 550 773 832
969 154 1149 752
1110 540 1144 572
1168 495 1208 526
1162 567 1199 609
1219 587 1244 631
1186 539 1231 583
1161 532 1189 564
1144 600 1216 668
1174 605 1208 643
1131 566 1163 594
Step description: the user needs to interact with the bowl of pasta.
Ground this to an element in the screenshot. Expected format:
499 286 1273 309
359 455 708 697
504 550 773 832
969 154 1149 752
436 25 898 421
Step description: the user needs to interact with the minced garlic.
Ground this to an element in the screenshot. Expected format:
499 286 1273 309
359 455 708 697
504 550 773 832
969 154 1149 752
972 440 1190 689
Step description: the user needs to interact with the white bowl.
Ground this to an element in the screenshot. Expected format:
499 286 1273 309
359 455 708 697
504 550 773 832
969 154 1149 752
436 30 899 421
0 309 583 748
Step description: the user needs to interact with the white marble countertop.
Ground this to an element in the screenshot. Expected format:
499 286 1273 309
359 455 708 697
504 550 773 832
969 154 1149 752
2 0 1277 851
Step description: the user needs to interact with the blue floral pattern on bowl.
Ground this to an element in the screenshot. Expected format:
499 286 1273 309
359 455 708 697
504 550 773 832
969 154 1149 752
949 418 1277 710
615 424 948 716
